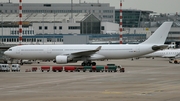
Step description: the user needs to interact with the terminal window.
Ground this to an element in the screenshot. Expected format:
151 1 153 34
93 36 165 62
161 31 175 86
68 26 80 30
39 26 42 30
44 26 48 30
44 4 51 7
54 26 57 30
101 26 104 30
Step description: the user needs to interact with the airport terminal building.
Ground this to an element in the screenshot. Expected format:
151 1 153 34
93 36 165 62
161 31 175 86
0 2 115 22
0 2 180 46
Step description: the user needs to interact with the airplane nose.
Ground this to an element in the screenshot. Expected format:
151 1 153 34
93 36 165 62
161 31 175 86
4 51 8 55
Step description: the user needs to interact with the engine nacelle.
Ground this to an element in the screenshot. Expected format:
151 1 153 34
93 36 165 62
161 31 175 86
55 55 68 64
89 54 105 60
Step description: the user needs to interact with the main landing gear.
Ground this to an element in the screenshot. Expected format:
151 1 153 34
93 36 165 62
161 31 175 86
20 59 23 65
81 61 96 66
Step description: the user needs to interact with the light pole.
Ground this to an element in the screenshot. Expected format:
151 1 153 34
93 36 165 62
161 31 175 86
53 13 55 44
42 13 44 44
54 13 55 34
1 12 3 44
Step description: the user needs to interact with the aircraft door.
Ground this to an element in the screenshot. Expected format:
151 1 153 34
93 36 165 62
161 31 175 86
136 46 140 52
47 47 52 54
16 48 20 54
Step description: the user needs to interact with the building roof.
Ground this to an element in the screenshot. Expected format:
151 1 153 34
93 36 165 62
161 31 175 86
1 13 89 23
115 9 153 13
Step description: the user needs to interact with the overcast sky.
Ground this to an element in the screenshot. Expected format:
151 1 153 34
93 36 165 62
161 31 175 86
1 0 180 14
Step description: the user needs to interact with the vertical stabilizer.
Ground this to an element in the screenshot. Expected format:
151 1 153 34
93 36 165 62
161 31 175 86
140 22 173 45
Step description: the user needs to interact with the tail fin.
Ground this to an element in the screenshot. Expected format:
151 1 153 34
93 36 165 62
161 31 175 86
140 22 173 45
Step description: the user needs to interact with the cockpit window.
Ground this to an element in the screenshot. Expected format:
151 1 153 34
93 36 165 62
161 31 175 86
8 49 12 51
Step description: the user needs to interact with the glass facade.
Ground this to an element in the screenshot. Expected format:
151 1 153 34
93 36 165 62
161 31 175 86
0 34 146 44
80 14 101 34
115 10 152 27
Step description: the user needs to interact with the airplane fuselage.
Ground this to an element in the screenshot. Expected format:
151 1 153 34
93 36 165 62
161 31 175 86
143 49 180 58
5 44 154 60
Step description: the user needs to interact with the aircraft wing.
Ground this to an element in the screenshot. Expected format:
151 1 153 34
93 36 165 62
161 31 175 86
63 46 102 57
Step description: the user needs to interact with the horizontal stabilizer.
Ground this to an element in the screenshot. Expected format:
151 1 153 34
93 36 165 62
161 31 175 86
152 45 169 51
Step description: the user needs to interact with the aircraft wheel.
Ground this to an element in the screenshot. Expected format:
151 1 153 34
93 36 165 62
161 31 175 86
81 62 85 66
87 62 91 66
92 62 96 66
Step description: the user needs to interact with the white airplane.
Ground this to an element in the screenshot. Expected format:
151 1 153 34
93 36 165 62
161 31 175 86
4 22 172 66
141 48 180 58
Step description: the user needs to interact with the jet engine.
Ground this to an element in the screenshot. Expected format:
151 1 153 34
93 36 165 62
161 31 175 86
55 55 68 64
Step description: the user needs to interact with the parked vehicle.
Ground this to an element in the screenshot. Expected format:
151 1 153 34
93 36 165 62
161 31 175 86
22 60 32 64
41 66 50 72
52 66 63 72
11 64 20 72
169 59 180 64
104 64 125 72
64 66 76 72
82 66 93 72
0 64 10 72
82 66 104 72
25 64 124 73
32 67 38 72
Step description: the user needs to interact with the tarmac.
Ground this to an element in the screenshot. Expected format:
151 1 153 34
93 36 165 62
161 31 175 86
0 58 180 101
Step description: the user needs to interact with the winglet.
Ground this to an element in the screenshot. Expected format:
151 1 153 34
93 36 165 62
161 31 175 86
96 46 102 51
140 22 173 45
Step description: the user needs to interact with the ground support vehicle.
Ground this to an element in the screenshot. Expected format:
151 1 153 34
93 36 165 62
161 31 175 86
82 65 121 72
81 66 104 72
105 64 117 72
94 66 104 72
25 69 31 72
116 65 125 72
0 64 10 72
169 59 180 64
105 64 125 72
119 67 125 72
41 66 50 72
32 67 38 72
83 66 93 72
104 66 117 72
29 64 124 73
11 64 20 72
52 66 63 72
75 66 83 72
64 66 76 72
